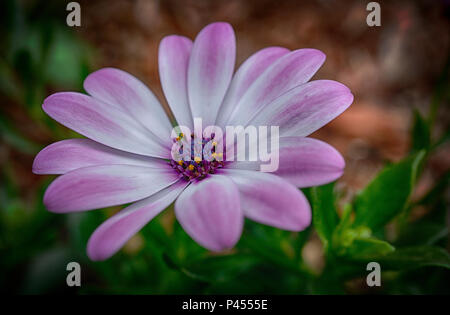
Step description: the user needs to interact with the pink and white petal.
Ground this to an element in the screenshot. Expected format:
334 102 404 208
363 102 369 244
215 46 290 127
33 138 167 175
43 92 170 158
43 164 179 213
87 181 188 261
224 169 311 231
188 22 236 126
249 80 354 137
159 35 194 129
229 137 345 188
175 175 243 251
83 68 172 144
226 48 326 126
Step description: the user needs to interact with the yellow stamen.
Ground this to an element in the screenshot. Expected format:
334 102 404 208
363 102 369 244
194 156 202 163
188 164 194 171
175 133 184 142
178 160 183 166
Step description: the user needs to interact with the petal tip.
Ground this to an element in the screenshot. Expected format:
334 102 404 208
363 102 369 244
42 188 57 213
198 21 235 40
31 155 42 175
86 237 108 262
205 21 233 30
175 176 243 252
42 176 71 213
42 94 55 113
295 48 326 63
42 92 76 115
42 181 66 214
286 197 312 232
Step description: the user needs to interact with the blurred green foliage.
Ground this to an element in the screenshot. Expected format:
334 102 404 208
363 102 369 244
0 0 449 295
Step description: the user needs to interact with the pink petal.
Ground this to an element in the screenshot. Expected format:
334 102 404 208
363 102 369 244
226 48 326 126
230 137 345 188
215 46 290 127
224 169 311 231
83 68 172 144
43 92 169 158
43 164 179 213
249 80 354 137
175 175 243 251
159 35 194 129
33 138 167 175
188 22 236 126
87 181 187 261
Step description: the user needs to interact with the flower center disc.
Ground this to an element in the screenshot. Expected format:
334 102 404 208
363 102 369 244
169 133 225 181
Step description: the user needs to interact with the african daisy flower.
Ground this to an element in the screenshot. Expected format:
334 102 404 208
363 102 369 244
32 22 353 261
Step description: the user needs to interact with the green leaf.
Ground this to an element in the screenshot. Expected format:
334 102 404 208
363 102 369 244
353 151 426 231
379 246 450 270
330 203 354 252
332 221 394 260
311 183 339 250
411 109 431 152
344 237 395 260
